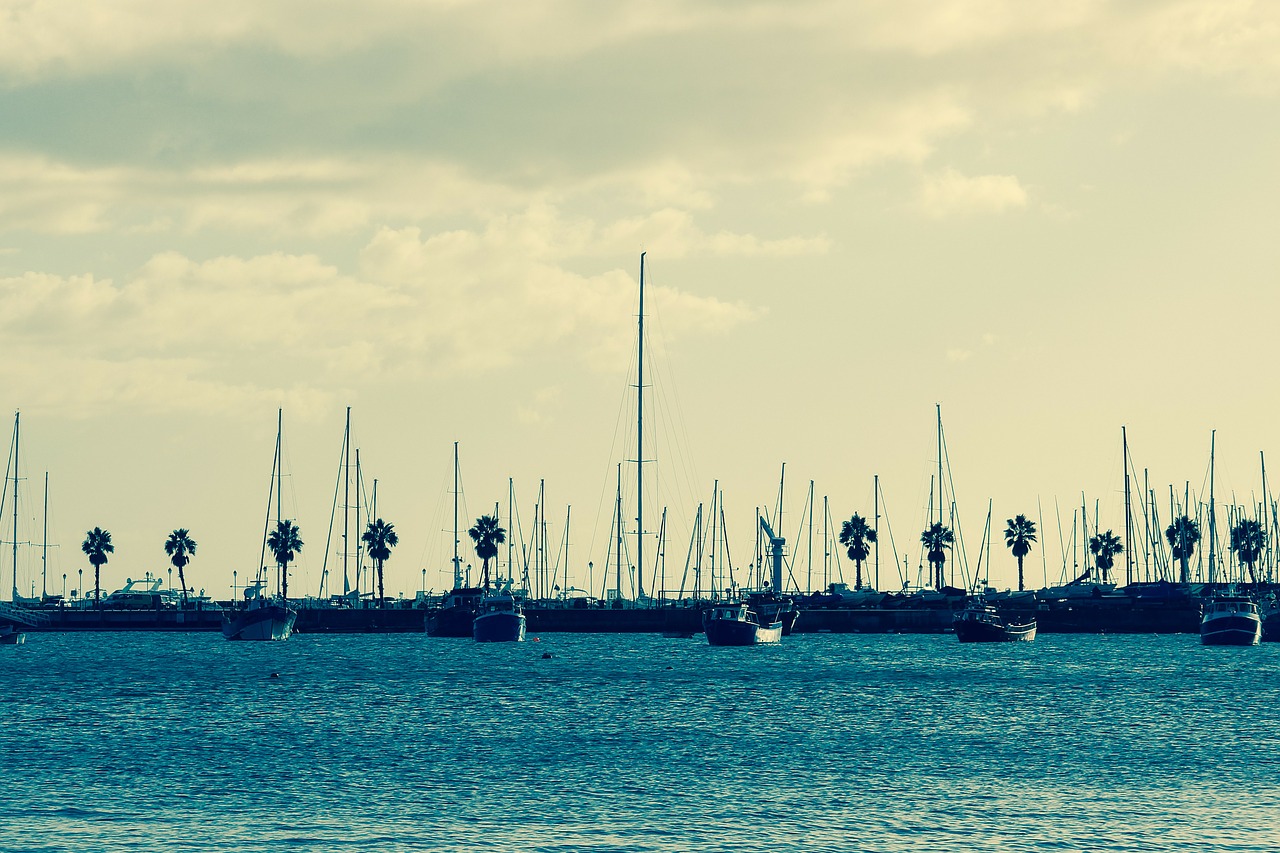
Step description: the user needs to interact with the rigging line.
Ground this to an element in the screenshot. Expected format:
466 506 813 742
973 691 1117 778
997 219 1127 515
588 338 637 563
874 479 905 589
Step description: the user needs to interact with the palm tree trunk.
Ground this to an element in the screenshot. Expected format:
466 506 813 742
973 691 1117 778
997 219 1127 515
1180 556 1189 585
855 559 862 589
178 567 188 608
482 557 490 590
281 562 288 600
94 566 100 606
378 560 385 608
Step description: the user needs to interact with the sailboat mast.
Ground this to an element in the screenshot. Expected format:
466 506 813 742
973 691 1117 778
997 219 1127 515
1208 430 1217 584
42 472 48 599
12 411 18 601
874 474 881 590
507 478 515 583
343 407 351 596
1123 426 1133 586
615 463 623 601
356 449 363 599
936 404 943 529
636 252 645 602
452 441 461 589
275 408 282 595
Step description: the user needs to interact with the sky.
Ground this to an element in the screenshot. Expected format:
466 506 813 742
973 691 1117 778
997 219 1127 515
3 0 1280 602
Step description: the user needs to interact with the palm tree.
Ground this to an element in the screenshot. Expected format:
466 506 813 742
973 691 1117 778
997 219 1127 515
468 514 506 590
1165 515 1201 584
920 522 954 590
838 514 877 589
1230 518 1265 584
1088 530 1124 584
81 527 113 606
361 518 399 607
1003 514 1037 592
163 528 198 608
266 520 303 601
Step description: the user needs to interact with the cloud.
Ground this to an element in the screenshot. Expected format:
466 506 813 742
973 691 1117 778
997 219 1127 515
0 212 761 418
918 169 1028 217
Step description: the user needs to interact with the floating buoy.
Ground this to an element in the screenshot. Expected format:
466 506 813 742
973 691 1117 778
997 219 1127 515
269 673 280 679
542 652 553 659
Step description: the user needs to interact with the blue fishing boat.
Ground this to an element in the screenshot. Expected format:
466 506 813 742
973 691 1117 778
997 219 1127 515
473 585 525 642
1200 595 1260 646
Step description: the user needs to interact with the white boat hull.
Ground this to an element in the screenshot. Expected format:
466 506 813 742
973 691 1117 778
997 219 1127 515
222 605 298 641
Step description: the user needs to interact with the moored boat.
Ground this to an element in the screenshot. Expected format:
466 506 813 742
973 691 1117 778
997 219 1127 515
473 584 525 642
222 581 297 641
703 601 782 646
427 586 483 637
0 624 25 644
953 597 1036 642
1200 595 1261 646
1261 595 1280 643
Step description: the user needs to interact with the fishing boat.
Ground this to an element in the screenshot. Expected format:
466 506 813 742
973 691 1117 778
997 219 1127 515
222 410 298 642
0 624 25 645
1199 595 1261 646
472 583 525 642
953 596 1037 642
744 590 800 636
222 580 298 641
703 600 782 646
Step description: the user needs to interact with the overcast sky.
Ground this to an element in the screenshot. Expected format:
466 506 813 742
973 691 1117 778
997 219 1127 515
3 1 1279 600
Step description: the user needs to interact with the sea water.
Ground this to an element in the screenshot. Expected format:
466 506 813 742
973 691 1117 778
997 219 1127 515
2 632 1278 852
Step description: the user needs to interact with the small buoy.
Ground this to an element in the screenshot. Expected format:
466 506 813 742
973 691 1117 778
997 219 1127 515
665 666 673 670
270 673 280 679
542 652 553 659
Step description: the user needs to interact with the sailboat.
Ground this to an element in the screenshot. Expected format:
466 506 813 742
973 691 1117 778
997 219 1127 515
426 442 483 637
1198 432 1260 647
222 410 298 641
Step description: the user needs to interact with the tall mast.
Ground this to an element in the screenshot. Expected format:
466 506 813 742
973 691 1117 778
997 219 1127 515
615 463 623 601
275 408 283 596
12 411 18 601
356 449 363 599
936 404 943 528
1123 426 1133 587
41 472 48 599
452 441 461 589
507 478 515 583
807 480 815 594
874 474 881 590
343 406 351 596
1208 430 1217 584
636 252 646 602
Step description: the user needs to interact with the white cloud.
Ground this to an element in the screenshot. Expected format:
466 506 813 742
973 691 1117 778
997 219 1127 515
0 212 761 418
918 169 1028 218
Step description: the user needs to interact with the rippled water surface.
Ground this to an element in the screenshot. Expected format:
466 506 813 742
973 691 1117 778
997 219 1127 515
3 632 1279 852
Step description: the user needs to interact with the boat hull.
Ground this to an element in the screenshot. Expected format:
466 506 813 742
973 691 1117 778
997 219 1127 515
427 605 478 637
955 617 1037 643
473 611 525 642
1201 614 1261 646
222 605 298 641
705 619 783 646
0 627 25 645
1263 615 1280 643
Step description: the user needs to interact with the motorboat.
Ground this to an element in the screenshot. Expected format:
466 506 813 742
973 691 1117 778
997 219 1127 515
472 584 525 642
953 597 1036 642
1200 595 1261 646
703 601 782 646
